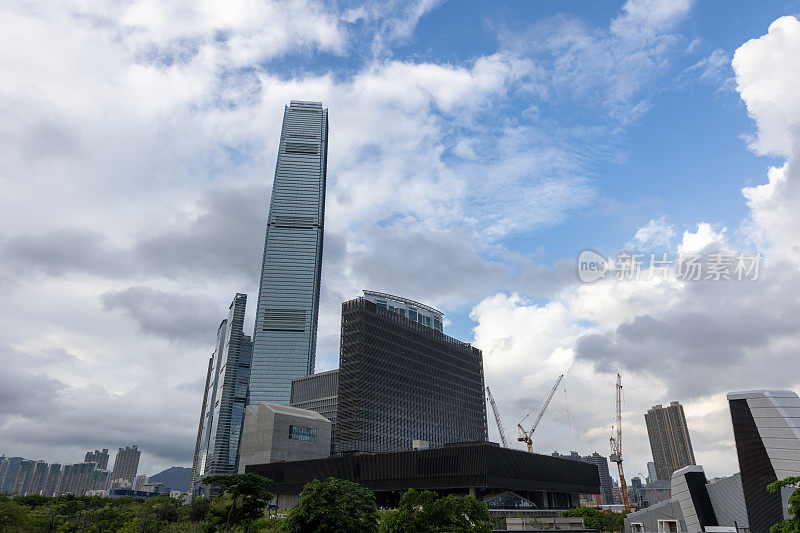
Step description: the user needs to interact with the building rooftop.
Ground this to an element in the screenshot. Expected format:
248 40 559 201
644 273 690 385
250 402 330 422
362 290 443 317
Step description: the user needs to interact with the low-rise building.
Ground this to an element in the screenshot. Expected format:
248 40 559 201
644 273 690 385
237 402 332 474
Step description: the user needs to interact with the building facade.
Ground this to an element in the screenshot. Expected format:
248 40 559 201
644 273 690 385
247 441 600 509
645 401 696 481
728 389 800 533
362 290 443 332
84 449 109 470
56 462 110 496
43 463 61 497
237 402 332 473
335 297 487 455
10 460 36 494
191 294 253 485
111 445 141 486
250 100 328 406
290 369 338 436
0 456 23 493
551 451 614 505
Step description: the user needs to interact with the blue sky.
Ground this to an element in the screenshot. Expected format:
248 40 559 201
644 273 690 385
2 0 800 480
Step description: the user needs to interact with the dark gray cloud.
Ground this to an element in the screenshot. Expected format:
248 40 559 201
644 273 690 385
574 259 800 398
0 342 199 470
352 227 511 306
101 287 223 344
0 185 267 284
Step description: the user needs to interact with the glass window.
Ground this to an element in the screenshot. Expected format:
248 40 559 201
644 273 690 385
408 309 418 321
289 425 317 442
399 309 406 317
425 316 431 327
376 299 388 309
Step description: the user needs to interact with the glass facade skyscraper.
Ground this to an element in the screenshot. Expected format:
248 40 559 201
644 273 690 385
191 293 253 488
250 101 328 404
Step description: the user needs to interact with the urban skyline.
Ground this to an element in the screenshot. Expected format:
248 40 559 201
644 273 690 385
2 0 800 483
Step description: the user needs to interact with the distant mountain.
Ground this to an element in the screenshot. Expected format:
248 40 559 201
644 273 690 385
148 466 191 492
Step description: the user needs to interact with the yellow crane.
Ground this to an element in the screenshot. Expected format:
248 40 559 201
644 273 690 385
609 373 631 512
517 374 564 453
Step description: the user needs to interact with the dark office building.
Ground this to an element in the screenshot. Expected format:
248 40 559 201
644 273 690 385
290 369 338 428
247 441 600 509
335 297 487 455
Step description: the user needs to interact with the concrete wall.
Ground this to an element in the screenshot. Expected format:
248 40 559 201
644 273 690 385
238 402 331 473
625 500 687 533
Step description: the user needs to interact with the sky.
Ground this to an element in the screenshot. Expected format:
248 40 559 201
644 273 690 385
2 0 800 481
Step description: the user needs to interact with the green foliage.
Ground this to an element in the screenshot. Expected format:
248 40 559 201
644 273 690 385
381 488 492 533
563 506 628 532
201 473 274 530
768 476 800 533
0 494 31 530
281 477 379 533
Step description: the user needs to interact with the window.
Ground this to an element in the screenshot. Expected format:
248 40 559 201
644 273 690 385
376 299 388 309
398 309 406 317
658 520 678 533
631 524 644 533
289 425 317 442
408 308 418 321
425 316 431 327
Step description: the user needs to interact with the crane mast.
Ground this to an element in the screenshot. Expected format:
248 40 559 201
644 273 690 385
609 373 631 512
518 374 564 453
486 387 509 448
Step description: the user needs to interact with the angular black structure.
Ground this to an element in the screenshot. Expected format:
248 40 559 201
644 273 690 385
246 441 601 508
335 297 487 455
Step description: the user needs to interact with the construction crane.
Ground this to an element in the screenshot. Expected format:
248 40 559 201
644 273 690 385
486 387 509 448
517 374 564 453
609 373 631 512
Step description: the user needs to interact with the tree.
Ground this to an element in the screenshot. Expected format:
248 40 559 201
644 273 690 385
202 473 274 530
281 477 379 533
769 476 800 533
563 507 628 532
381 489 492 533
0 495 30 531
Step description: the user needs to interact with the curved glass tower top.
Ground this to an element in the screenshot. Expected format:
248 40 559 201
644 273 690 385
250 101 328 404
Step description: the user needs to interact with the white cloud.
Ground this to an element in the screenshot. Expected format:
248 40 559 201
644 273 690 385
631 217 676 248
473 16 800 480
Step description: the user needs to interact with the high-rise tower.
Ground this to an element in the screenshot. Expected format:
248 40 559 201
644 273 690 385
191 293 252 487
645 401 696 481
250 101 328 405
110 445 140 486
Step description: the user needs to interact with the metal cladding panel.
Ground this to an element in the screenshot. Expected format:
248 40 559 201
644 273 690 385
246 442 600 496
729 397 785 533
250 101 328 405
335 298 487 455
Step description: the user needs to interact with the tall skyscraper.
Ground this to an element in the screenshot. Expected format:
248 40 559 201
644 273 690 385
84 449 109 470
645 401 696 481
190 294 253 488
111 445 141 486
250 100 328 405
334 295 487 455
